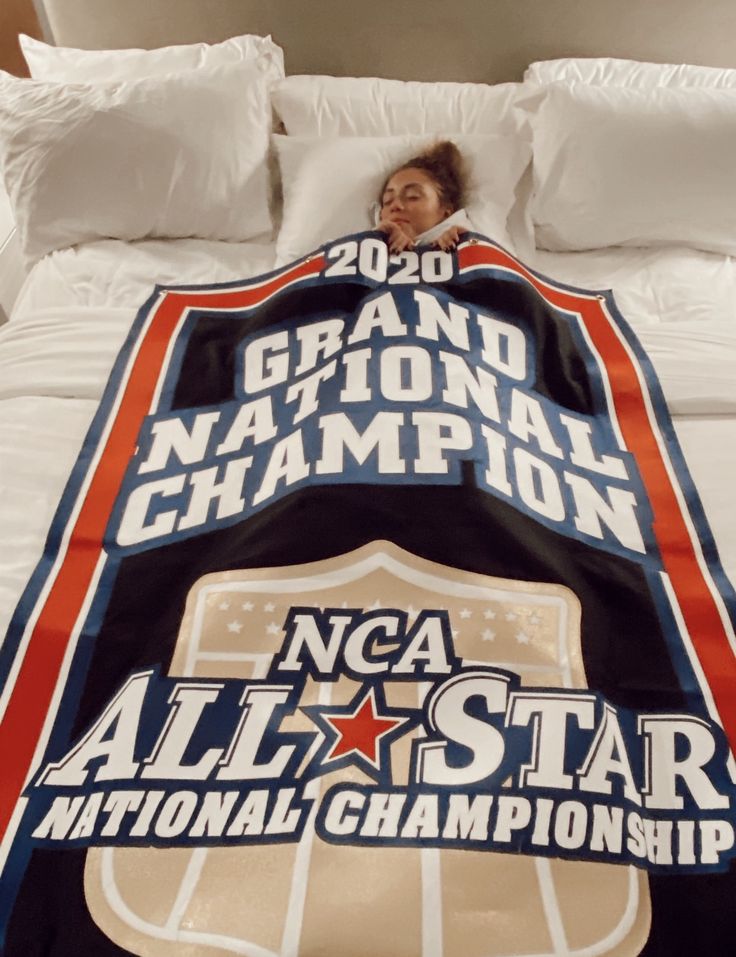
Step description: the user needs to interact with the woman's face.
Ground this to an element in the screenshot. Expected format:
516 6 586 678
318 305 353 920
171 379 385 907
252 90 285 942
380 167 452 237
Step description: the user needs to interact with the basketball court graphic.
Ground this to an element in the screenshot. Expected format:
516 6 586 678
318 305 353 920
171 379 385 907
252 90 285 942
84 541 651 957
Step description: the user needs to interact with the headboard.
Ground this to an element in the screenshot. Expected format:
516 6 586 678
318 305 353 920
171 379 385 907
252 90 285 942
37 0 736 83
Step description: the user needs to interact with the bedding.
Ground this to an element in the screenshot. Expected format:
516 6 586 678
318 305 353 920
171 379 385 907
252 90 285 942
272 132 531 263
0 238 278 646
270 75 537 137
530 83 736 255
524 55 736 89
0 64 276 265
2 33 736 954
1 224 736 956
19 31 285 82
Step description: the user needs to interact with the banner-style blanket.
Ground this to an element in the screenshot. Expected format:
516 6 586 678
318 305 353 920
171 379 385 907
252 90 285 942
2 232 736 956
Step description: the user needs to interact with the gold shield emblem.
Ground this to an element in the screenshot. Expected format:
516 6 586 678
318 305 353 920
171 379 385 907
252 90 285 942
85 540 650 956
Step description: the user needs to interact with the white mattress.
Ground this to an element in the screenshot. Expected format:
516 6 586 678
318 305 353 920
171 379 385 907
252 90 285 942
2 238 277 400
533 245 736 414
0 238 278 643
2 236 736 646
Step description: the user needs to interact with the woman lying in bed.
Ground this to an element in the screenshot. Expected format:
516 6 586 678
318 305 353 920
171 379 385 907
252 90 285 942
377 140 471 254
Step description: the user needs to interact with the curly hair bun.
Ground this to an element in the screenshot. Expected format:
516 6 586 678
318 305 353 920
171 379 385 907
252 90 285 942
398 140 466 212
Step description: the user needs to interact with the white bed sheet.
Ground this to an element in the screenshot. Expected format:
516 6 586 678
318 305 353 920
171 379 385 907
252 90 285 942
1 238 277 402
1 236 736 649
530 245 736 414
0 237 278 645
530 245 736 585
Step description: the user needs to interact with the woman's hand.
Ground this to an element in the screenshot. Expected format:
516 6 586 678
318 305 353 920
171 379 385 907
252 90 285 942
432 225 467 251
378 220 416 254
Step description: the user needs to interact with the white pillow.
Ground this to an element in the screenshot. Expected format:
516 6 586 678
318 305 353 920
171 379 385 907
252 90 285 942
525 57 736 90
0 64 274 265
19 32 284 82
271 75 535 136
531 83 736 256
273 134 531 263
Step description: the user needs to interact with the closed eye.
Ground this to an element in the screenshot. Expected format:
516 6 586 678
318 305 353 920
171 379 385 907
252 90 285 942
382 188 424 205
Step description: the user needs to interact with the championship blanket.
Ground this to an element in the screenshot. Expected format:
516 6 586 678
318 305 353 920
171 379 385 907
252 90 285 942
2 232 736 955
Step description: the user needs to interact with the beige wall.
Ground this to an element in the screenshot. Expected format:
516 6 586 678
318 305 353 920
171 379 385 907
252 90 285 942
0 0 43 75
38 0 736 83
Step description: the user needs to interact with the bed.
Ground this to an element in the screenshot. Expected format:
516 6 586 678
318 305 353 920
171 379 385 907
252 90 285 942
1 2 736 955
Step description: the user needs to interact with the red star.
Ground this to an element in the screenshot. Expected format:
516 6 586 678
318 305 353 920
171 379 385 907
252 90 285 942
322 689 408 770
